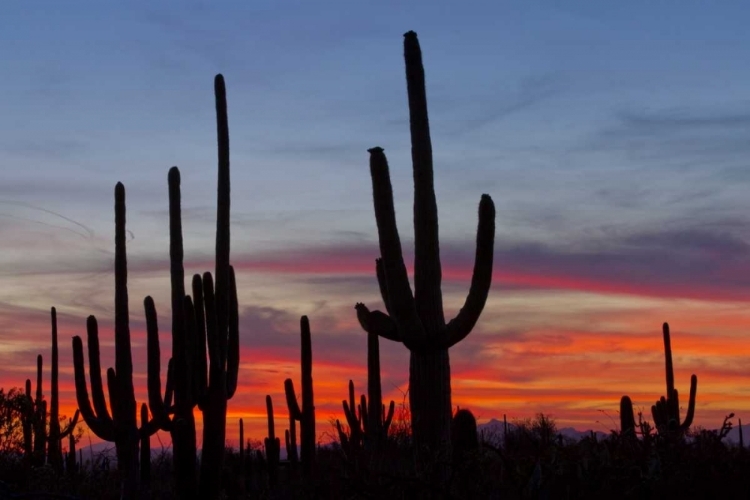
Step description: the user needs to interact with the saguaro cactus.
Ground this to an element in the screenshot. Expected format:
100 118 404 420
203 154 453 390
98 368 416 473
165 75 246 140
354 31 496 456
145 166 199 498
619 396 637 440
651 322 697 435
21 379 33 463
48 307 80 473
145 75 238 500
197 74 240 499
72 183 157 499
264 396 280 488
284 316 315 478
32 355 47 466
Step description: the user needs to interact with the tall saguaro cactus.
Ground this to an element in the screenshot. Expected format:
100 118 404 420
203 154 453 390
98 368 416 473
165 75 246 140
145 166 199 498
651 322 697 435
284 316 315 478
48 307 80 473
197 73 240 499
354 31 496 456
72 183 157 499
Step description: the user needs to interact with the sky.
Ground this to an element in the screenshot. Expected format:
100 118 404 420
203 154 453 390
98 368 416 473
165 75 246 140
1 0 750 451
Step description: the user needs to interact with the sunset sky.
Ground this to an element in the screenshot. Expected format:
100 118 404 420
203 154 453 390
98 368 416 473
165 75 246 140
1 1 750 450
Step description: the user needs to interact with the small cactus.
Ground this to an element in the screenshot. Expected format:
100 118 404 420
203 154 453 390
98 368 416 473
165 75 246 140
284 316 316 479
650 323 697 436
264 396 280 488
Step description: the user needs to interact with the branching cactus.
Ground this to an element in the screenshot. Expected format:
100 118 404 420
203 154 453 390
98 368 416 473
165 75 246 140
145 75 238 499
651 323 697 436
72 183 158 499
144 166 199 497
354 31 496 455
48 307 80 473
195 74 240 499
284 316 315 478
264 395 280 488
22 354 47 467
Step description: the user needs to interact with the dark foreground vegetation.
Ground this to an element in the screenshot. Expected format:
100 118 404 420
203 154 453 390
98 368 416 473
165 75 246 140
0 30 744 499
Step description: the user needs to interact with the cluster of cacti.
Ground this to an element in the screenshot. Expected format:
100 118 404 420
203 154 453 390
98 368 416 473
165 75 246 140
10 31 510 497
47 307 81 473
284 316 316 478
21 309 81 472
336 330 395 457
143 75 239 499
21 356 46 467
354 30 496 457
620 322 698 439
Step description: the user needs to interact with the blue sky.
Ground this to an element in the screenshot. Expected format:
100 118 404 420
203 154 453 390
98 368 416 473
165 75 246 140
1 1 750 439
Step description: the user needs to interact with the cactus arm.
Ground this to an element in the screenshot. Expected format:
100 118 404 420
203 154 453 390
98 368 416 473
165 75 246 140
367 147 425 348
72 336 115 441
403 31 444 324
375 258 393 315
679 374 698 432
342 381 359 431
164 358 175 412
226 266 239 398
202 272 221 387
284 379 302 420
192 274 208 407
384 401 395 432
59 410 80 439
84 316 111 423
663 323 675 400
354 303 401 342
444 194 496 348
145 296 171 430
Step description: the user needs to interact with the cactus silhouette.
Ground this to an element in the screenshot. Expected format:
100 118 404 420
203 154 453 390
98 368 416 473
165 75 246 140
33 355 46 466
66 433 77 474
21 379 33 464
197 74 240 499
451 408 478 459
47 307 80 473
22 357 47 466
144 166 199 497
619 395 637 440
651 323 697 436
264 395 280 488
285 412 299 465
72 183 158 499
145 74 238 499
341 330 395 452
354 31 496 456
284 316 315 479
